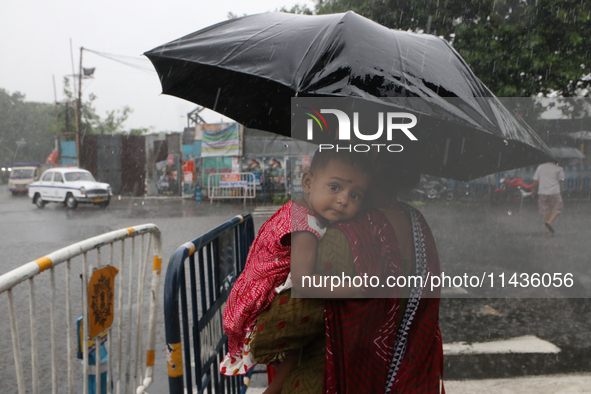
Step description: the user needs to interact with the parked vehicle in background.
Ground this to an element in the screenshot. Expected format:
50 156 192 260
8 163 41 195
491 175 536 204
411 176 456 201
28 168 112 209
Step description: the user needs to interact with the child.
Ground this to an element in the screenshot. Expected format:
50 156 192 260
220 151 372 388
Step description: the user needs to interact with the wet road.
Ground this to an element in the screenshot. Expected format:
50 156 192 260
1 186 591 391
0 187 256 394
424 198 591 298
421 197 591 380
0 188 253 271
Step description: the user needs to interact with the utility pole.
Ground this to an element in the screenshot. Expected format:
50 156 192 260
52 75 59 154
77 46 84 168
78 47 83 134
70 39 80 167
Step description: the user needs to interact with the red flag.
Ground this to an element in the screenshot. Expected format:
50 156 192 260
46 150 58 165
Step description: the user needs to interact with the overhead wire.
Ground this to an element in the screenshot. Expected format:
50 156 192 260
83 48 156 74
82 47 234 127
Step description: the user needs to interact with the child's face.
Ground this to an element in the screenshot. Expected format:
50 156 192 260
302 160 370 223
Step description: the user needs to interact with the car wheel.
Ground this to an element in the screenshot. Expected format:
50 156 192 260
34 194 46 209
65 194 78 210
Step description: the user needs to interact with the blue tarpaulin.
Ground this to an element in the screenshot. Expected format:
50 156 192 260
60 141 77 166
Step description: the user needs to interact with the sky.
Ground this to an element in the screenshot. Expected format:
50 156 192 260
0 0 315 133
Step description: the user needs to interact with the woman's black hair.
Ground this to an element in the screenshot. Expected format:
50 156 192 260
374 151 421 194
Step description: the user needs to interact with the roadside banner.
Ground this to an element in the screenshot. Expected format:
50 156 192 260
201 123 240 157
220 174 247 187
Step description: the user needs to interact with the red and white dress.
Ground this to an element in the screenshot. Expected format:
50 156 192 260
220 201 326 376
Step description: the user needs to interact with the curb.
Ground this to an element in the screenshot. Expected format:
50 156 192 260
444 373 591 393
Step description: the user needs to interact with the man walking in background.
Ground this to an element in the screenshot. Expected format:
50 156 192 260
532 162 565 235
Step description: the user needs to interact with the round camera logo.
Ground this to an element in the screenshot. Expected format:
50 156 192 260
303 108 418 153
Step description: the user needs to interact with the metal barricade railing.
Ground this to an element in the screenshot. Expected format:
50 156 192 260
447 178 495 199
208 173 256 205
563 168 591 197
0 224 163 394
164 213 256 394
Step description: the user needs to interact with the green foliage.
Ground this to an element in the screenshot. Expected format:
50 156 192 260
1 79 143 163
129 127 152 135
62 77 132 135
279 3 314 14
314 0 591 98
273 195 291 205
227 11 247 19
94 107 133 135
0 88 56 163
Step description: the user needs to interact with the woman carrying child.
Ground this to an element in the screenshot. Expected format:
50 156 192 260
246 153 444 394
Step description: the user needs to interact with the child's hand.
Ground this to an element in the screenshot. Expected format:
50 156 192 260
290 231 319 291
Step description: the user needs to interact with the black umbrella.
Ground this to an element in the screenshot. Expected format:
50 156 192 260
145 11 553 181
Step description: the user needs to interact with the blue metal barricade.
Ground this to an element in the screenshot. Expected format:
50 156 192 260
164 213 256 394
448 178 494 198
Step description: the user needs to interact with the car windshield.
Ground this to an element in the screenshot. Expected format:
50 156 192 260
10 168 35 179
64 172 95 182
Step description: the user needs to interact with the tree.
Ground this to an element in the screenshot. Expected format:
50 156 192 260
129 127 152 135
0 88 56 163
1 81 146 164
62 77 132 135
228 11 246 19
314 0 591 98
279 4 314 14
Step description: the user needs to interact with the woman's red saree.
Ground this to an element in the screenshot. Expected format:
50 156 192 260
324 206 444 394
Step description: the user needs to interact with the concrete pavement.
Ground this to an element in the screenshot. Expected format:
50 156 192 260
247 374 591 393
444 374 591 393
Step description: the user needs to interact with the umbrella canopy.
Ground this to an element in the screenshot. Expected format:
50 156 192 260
145 11 553 180
567 131 591 141
550 147 585 159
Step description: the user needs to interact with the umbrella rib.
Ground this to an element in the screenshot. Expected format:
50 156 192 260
291 25 335 92
291 13 348 93
389 27 408 96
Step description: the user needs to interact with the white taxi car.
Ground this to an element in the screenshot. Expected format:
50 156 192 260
29 168 112 209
